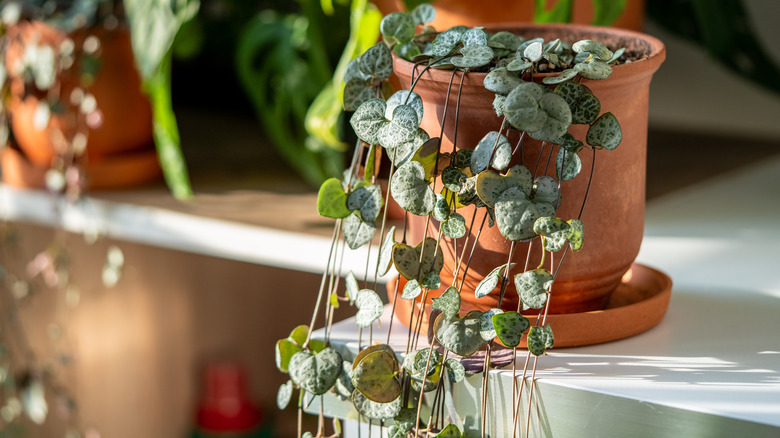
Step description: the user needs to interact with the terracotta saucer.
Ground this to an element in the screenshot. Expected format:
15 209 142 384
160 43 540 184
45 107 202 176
1 145 161 190
387 263 672 348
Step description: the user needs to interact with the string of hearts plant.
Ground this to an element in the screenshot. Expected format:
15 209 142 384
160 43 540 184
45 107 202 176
275 4 626 437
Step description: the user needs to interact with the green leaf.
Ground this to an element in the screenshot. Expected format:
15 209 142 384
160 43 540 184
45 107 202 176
533 0 572 23
344 78 374 111
352 390 401 420
421 271 441 290
479 308 504 340
504 82 547 133
434 193 451 222
507 59 533 72
390 161 436 216
431 286 461 320
434 310 488 356
386 91 424 126
533 217 572 252
514 269 553 310
475 264 514 299
436 424 463 437
533 175 560 207
380 12 415 45
347 184 383 222
592 0 627 26
495 187 540 241
355 289 384 327
275 339 302 373
568 219 584 251
441 212 466 239
352 350 401 403
379 105 420 149
432 29 461 57
489 31 523 51
523 41 543 62
461 28 488 47
527 93 572 143
586 112 622 150
277 380 293 409
476 165 533 208
442 166 467 192
484 67 524 95
346 271 359 303
444 358 466 383
351 99 388 145
335 361 355 398
411 3 436 25
345 58 371 83
393 408 418 436
410 136 440 179
394 40 422 60
288 348 343 395
492 311 530 348
377 226 397 277
556 147 581 181
471 131 512 174
572 39 613 61
451 45 494 68
542 68 578 85
391 128 430 167
288 325 310 346
343 213 377 250
574 58 613 80
392 238 444 282
402 279 422 299
360 42 394 79
527 324 554 356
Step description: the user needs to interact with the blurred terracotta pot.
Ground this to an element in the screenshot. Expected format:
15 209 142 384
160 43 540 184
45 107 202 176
390 24 665 323
3 21 158 189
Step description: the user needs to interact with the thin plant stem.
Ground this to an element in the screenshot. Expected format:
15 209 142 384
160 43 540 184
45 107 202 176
452 207 479 286
525 356 541 438
511 351 533 437
480 342 492 438
459 211 489 291
303 221 342 350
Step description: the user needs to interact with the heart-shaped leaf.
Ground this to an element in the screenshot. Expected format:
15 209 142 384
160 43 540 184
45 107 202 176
410 136 440 178
492 311 530 348
476 165 533 208
432 29 461 57
504 82 547 133
574 58 613 80
335 361 355 398
348 184 383 222
433 193 450 222
495 187 540 241
402 279 422 299
444 358 466 383
275 339 302 373
359 42 393 79
555 82 600 125
277 380 293 409
533 200 556 218
352 349 401 403
352 389 401 420
411 3 436 25
471 131 512 174
393 408 418 436
489 31 522 51
532 175 560 207
377 227 397 277
391 128 430 167
451 45 494 68
527 324 554 356
344 78 375 111
436 424 463 437
484 67 523 95
523 40 543 62
351 99 387 145
556 147 581 181
572 39 613 61
441 212 466 239
507 59 533 72
527 93 572 142
541 68 578 84
514 269 553 310
431 286 461 320
434 310 488 356
442 166 467 192
380 12 414 45
345 58 371 83
288 348 342 395
391 161 435 216
461 28 487 47
587 112 622 150
288 325 309 346
386 90 423 126
475 263 514 299
392 237 443 282
568 219 584 251
534 217 572 252
412 347 442 375
354 344 397 369
421 271 441 289
345 271 359 303
317 178 350 219
479 308 504 340
379 105 420 149
343 213 376 250
355 289 383 327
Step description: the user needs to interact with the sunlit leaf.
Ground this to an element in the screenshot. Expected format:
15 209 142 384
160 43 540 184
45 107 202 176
492 311 530 348
288 348 342 395
355 289 384 327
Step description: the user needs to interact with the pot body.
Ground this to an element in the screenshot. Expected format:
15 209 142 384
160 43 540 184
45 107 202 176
5 21 154 166
392 24 665 316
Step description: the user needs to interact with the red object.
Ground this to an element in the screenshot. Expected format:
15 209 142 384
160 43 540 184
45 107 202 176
196 363 262 432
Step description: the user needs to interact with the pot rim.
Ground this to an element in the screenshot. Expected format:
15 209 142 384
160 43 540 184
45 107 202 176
393 22 665 84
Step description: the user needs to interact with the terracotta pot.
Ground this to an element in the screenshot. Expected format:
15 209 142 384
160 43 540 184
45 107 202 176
374 0 646 31
4 21 155 177
390 24 664 320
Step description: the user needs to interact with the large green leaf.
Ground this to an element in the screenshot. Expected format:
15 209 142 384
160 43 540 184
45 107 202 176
317 178 351 219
